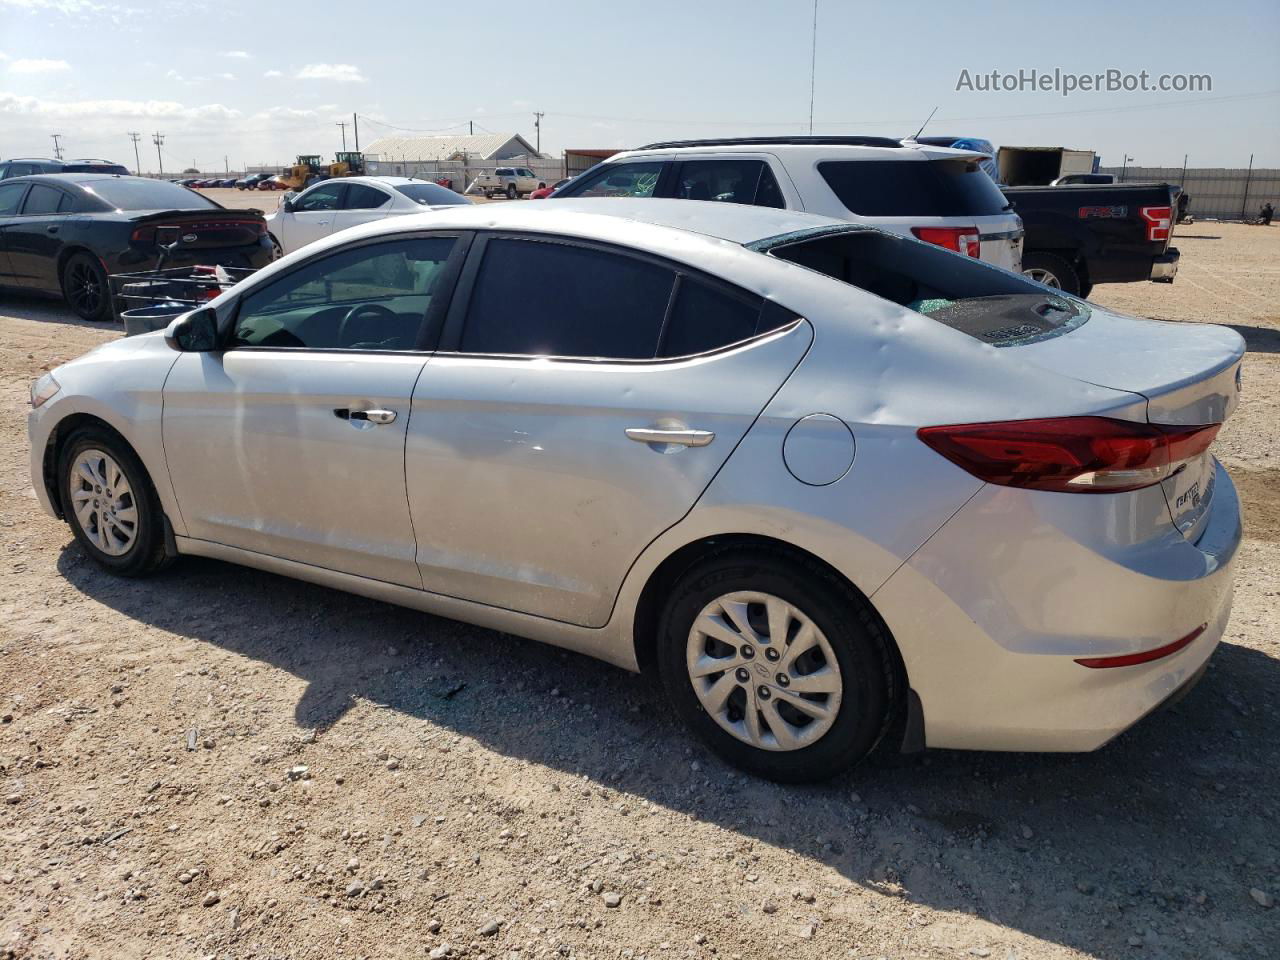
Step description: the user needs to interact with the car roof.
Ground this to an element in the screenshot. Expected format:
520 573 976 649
611 140 988 164
367 197 852 246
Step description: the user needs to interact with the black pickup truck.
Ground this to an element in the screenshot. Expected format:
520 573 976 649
1002 182 1180 298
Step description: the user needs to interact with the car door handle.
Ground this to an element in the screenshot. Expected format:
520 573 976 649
334 408 397 424
625 427 715 447
46 225 59 234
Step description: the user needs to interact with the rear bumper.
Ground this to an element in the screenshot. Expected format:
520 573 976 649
1150 247 1179 282
873 460 1240 752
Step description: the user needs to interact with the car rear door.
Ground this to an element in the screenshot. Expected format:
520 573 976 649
4 182 72 291
279 181 347 253
405 234 812 627
0 181 28 284
162 233 466 586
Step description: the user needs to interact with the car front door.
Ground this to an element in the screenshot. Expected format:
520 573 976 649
333 182 394 234
0 182 28 284
162 233 466 587
405 234 812 627
5 183 72 291
279 181 347 253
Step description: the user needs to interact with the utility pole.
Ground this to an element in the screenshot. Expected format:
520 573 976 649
152 132 165 175
533 111 544 155
51 134 64 159
352 112 359 153
1120 154 1133 182
469 120 474 136
808 0 818 134
127 132 142 175
336 121 347 151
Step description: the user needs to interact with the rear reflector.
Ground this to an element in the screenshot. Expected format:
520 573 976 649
911 226 980 258
917 417 1220 493
1140 205 1172 242
1074 623 1207 668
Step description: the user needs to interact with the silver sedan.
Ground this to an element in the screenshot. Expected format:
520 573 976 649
28 199 1244 781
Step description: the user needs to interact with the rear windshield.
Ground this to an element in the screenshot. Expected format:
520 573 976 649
394 183 470 206
818 159 1009 217
62 163 129 175
79 178 217 211
763 228 1087 347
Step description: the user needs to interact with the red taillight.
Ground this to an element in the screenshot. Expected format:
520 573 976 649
912 226 980 258
1074 623 1207 668
1140 205 1172 242
917 417 1220 493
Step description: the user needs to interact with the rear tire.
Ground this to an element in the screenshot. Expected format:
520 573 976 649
1021 252 1081 296
58 426 170 578
60 252 112 323
656 547 897 783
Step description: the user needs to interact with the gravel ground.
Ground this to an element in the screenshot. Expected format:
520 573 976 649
1 222 1277 960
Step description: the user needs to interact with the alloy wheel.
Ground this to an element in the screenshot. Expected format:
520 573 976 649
1023 267 1062 288
685 591 843 751
69 448 138 557
68 261 103 316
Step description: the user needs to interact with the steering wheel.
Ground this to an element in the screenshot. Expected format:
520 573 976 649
338 302 402 348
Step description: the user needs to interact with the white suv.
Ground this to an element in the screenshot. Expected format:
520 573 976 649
550 137 1023 271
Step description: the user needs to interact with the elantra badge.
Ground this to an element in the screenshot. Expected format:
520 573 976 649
182 234 198 243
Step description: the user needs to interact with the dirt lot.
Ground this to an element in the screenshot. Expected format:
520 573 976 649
1 223 1277 960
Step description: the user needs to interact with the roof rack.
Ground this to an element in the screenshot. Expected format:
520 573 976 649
636 136 905 151
5 157 58 163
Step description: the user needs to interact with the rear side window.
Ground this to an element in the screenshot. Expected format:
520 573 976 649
21 184 67 215
460 239 674 359
818 159 1008 217
670 159 785 209
343 184 391 210
554 161 663 199
659 279 762 357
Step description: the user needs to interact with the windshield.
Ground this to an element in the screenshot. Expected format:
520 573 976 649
79 178 217 211
819 158 1010 217
394 183 470 206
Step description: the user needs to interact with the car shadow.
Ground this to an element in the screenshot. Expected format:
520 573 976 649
57 545 1278 959
1226 323 1280 355
0 291 113 330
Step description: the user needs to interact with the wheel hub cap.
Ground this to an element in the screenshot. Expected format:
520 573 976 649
685 591 843 752
69 449 138 557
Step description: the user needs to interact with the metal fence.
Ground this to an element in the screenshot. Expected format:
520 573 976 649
1097 165 1280 221
364 156 566 192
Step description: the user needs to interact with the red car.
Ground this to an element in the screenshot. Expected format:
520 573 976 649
258 177 290 191
530 178 570 200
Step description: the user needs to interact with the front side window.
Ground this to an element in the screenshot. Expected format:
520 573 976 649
21 184 67 215
343 183 391 210
232 236 456 350
0 182 27 216
294 182 345 212
671 159 784 208
459 238 674 359
554 161 663 199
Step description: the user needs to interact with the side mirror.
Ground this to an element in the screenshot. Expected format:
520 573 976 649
165 307 219 352
282 192 298 212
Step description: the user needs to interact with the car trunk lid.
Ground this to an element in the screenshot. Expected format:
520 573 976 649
129 208 267 251
1016 308 1244 540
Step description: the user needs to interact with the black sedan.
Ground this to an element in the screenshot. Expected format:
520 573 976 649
0 174 273 322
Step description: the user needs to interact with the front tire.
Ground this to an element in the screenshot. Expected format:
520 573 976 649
60 252 112 323
1021 252 1082 296
656 548 897 782
58 426 170 577
506 183 518 200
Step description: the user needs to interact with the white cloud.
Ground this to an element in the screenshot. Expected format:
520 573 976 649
9 58 71 74
263 69 283 78
0 0 135 23
294 63 365 83
0 91 240 124
0 53 9 61
221 50 250 59
216 72 235 81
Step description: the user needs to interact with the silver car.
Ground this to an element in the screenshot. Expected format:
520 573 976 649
28 199 1243 782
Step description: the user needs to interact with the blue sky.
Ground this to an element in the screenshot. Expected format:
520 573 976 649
2 0 1277 172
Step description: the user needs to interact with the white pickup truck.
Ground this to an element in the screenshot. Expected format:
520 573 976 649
466 166 541 199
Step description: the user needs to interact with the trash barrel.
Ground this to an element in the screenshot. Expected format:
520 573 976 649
120 302 189 337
